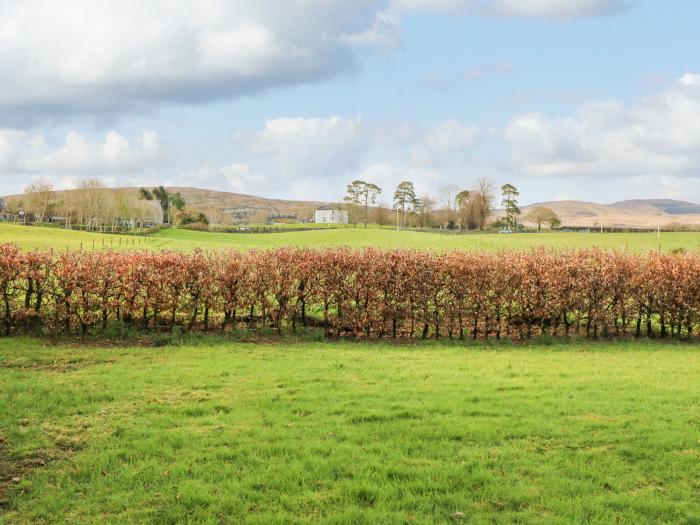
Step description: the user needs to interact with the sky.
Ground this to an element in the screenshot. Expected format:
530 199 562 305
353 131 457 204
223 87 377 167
1 0 700 205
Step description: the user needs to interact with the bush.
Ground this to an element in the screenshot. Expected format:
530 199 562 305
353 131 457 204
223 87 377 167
180 223 210 232
175 211 209 227
142 225 163 235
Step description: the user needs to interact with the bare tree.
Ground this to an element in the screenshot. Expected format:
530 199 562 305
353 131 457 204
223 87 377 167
437 184 460 226
115 192 155 230
251 210 269 226
3 196 22 222
203 203 226 227
372 200 390 227
470 178 495 230
55 191 79 227
297 204 316 224
24 179 54 222
525 206 559 230
438 184 460 212
73 183 89 227
73 179 110 230
414 195 436 228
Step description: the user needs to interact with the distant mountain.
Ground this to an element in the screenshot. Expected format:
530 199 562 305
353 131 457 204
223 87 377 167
613 199 700 215
522 199 700 229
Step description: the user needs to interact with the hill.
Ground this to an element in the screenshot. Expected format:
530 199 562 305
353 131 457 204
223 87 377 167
164 186 325 222
521 199 700 229
2 186 327 224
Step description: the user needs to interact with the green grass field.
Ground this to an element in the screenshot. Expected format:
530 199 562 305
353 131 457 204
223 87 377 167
2 222 700 252
3 223 700 523
1 337 699 524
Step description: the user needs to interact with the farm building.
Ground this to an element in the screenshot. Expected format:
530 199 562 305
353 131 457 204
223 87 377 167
314 205 348 224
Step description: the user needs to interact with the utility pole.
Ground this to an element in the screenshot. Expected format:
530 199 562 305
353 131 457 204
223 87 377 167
600 207 603 234
657 212 661 240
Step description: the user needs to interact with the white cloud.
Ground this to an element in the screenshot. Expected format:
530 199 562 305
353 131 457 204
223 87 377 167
624 174 700 200
505 73 700 178
424 120 478 152
185 163 266 195
240 116 368 177
358 163 442 198
0 1 632 123
0 130 45 172
680 73 700 86
393 0 629 19
339 11 401 51
357 163 404 191
485 0 629 19
0 1 397 121
411 120 478 166
227 116 483 199
0 129 161 175
233 116 480 198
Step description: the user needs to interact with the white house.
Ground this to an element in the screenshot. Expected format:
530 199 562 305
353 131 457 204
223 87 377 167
314 205 348 224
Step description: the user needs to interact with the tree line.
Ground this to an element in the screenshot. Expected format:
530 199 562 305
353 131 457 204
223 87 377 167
2 178 160 231
1 178 212 231
4 176 561 232
343 178 560 230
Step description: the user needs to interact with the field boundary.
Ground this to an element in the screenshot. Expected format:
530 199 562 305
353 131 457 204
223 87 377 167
2 245 700 341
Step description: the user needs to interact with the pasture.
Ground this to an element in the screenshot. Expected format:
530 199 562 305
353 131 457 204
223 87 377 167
2 223 700 524
2 222 700 252
1 338 699 524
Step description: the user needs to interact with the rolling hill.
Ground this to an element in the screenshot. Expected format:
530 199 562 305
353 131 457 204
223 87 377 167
163 186 325 221
521 199 700 229
2 186 327 223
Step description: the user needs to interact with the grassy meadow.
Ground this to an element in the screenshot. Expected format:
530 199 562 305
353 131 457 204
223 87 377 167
2 222 700 252
2 222 700 524
1 337 699 524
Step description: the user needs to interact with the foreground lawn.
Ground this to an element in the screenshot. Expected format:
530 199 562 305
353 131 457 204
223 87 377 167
1 338 699 524
3 222 700 252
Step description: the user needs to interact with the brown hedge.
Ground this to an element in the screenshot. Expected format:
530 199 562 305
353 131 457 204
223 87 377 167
1 244 699 339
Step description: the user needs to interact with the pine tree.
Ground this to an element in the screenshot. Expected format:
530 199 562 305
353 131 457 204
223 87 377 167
501 183 521 230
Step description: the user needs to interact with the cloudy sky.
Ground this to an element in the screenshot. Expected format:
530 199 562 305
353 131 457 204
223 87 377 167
1 0 699 205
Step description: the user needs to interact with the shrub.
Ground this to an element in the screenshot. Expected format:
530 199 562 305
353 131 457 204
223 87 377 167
1 244 699 340
175 211 209 226
180 223 210 232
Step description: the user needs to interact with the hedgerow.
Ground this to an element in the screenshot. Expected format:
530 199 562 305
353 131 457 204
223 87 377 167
1 244 699 339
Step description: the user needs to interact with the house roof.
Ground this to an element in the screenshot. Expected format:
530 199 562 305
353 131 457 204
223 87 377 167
316 204 343 211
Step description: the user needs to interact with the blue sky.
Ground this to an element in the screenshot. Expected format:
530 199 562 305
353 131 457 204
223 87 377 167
1 0 699 205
